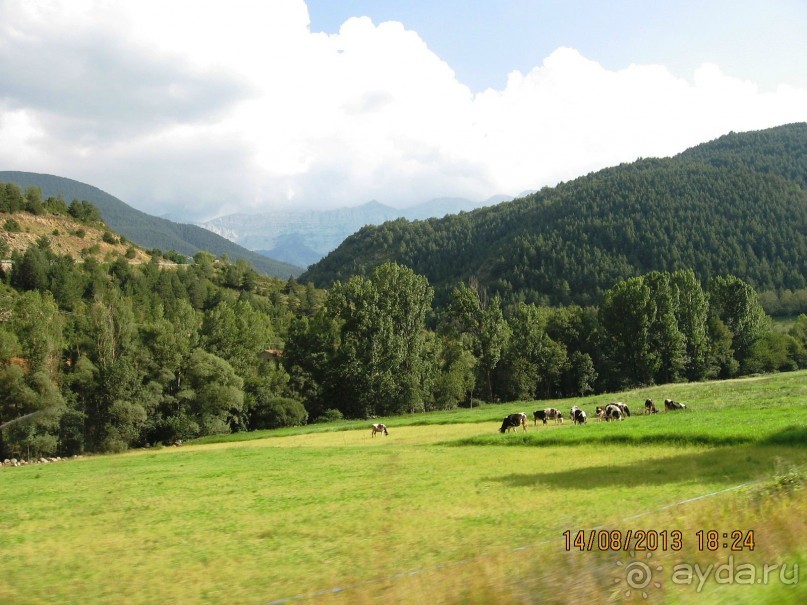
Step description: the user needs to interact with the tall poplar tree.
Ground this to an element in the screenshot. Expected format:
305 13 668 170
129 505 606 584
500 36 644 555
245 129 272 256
324 263 433 417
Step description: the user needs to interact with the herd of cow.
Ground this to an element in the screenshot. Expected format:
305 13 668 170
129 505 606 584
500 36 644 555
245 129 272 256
498 398 688 433
369 398 688 437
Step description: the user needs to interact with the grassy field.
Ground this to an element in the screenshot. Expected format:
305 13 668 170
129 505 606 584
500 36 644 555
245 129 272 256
1 372 806 604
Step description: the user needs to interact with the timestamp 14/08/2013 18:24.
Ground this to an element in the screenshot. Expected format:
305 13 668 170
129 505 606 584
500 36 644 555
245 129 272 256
563 529 756 552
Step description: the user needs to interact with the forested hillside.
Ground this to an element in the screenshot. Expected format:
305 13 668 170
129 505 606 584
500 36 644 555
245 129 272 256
2 183 806 460
0 172 303 278
301 123 807 310
679 122 807 188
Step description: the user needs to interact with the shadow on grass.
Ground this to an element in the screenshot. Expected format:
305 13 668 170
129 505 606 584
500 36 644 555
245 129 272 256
763 425 807 445
486 429 807 491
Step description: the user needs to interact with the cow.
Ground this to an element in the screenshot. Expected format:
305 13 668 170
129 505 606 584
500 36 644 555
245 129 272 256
371 423 389 437
500 412 528 433
544 408 563 424
604 404 624 421
571 407 587 425
644 399 658 414
611 401 631 417
664 399 687 412
595 405 608 421
533 409 548 425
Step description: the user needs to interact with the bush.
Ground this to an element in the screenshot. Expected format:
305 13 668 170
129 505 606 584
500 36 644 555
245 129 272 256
81 244 101 257
316 408 344 423
249 397 308 430
163 249 188 264
102 231 118 244
3 219 21 232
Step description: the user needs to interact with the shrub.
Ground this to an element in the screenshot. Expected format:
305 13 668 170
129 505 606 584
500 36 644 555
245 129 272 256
249 397 308 430
81 243 101 257
163 249 188 264
316 408 345 423
3 219 21 232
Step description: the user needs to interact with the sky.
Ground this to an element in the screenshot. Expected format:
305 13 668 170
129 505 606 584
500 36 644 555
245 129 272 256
1 1 806 222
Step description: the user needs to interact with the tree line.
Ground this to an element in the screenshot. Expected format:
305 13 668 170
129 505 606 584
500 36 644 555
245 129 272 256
286 263 806 419
2 197 807 460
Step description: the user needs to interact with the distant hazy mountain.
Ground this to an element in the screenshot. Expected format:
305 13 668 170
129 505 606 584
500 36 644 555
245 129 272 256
202 195 511 266
0 171 304 278
254 234 323 268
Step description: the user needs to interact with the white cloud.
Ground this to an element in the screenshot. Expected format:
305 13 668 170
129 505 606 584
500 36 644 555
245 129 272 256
0 107 46 163
0 1 806 220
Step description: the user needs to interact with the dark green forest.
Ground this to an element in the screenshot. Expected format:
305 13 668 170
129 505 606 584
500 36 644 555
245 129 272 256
301 123 807 313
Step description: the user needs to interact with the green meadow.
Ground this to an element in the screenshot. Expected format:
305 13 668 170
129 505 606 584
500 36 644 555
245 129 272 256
2 372 806 604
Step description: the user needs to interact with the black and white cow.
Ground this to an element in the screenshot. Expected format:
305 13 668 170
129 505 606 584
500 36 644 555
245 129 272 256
544 408 563 424
371 423 389 437
604 404 624 421
644 399 658 414
500 412 528 433
664 398 687 412
595 405 608 421
611 401 631 417
570 406 587 425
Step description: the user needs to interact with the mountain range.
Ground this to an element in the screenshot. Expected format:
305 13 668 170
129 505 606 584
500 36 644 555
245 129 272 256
200 195 515 267
0 171 303 278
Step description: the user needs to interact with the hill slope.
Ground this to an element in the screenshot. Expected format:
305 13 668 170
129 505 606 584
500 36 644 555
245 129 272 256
0 172 303 278
301 123 807 305
0 211 152 264
679 122 807 188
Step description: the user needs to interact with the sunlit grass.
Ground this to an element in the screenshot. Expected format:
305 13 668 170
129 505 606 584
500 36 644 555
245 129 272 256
1 371 806 604
454 406 807 448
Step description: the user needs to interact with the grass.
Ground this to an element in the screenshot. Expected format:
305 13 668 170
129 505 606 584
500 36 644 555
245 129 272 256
455 407 807 448
1 371 806 604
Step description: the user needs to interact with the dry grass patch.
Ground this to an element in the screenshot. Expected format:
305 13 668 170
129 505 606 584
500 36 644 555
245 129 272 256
1 211 150 262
